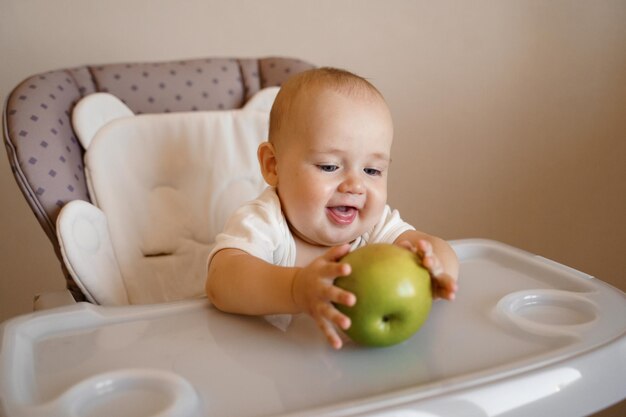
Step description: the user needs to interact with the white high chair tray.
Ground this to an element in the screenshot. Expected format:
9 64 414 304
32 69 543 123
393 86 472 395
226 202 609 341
1 239 625 417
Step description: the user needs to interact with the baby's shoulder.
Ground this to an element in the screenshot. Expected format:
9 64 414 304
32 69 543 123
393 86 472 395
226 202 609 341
230 187 285 227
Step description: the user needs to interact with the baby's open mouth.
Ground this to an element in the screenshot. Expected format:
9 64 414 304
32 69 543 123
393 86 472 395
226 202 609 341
327 206 358 225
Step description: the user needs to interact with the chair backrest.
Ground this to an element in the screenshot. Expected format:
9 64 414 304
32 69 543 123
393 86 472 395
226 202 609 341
3 56 314 300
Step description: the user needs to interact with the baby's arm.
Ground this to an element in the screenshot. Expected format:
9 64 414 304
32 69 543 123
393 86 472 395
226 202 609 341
206 245 356 349
207 248 300 314
394 230 459 300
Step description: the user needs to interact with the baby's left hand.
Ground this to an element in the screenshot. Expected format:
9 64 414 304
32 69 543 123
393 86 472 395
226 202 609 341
396 239 458 300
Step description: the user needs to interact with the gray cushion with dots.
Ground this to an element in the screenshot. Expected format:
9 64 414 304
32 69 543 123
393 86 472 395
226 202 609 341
3 56 314 300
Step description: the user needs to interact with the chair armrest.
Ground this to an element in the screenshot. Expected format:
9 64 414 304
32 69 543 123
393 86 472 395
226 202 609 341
56 200 129 305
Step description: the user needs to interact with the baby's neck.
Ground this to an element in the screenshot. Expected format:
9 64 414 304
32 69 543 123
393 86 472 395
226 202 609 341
293 235 330 267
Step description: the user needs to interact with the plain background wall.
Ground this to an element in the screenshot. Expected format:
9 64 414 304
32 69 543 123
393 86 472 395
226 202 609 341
1 1 625 414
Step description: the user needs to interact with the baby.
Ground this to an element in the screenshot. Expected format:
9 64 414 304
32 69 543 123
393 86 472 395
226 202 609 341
206 67 459 349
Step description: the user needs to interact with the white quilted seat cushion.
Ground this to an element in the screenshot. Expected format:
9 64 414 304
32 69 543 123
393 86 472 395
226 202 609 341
57 89 278 305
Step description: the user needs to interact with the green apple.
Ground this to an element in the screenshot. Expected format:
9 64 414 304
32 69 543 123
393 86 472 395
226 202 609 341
334 243 432 347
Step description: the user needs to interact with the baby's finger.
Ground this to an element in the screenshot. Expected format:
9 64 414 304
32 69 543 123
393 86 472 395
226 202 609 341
422 254 444 277
321 261 351 280
323 303 352 331
315 315 344 350
416 239 433 258
323 285 356 306
324 243 352 262
395 240 416 253
432 274 458 300
434 287 456 301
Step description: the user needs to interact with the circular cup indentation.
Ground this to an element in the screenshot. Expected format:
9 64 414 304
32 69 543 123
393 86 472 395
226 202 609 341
496 290 598 338
52 369 201 417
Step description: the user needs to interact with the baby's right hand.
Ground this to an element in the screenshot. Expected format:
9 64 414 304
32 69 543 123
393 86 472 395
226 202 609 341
291 244 356 350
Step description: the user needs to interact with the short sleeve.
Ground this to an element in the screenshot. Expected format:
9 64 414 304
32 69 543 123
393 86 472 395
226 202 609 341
207 188 293 267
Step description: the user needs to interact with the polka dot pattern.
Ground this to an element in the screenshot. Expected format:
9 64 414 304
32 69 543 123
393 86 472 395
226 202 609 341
92 58 247 114
5 70 89 218
3 56 314 300
259 58 314 87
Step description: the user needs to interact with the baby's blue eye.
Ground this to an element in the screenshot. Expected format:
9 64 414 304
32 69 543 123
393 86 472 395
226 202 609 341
364 168 382 176
318 165 339 172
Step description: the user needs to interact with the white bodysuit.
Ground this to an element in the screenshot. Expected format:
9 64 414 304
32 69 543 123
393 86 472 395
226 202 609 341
208 187 415 266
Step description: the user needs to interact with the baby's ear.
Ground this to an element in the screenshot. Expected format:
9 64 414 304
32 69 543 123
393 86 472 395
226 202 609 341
257 141 278 186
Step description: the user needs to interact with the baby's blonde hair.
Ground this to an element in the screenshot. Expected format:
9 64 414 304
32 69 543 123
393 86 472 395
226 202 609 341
268 67 385 144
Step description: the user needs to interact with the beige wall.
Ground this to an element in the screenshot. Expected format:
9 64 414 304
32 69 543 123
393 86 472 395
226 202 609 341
0 0 625 414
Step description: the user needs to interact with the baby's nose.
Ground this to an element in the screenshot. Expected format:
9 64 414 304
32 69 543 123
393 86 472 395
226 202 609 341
338 173 364 194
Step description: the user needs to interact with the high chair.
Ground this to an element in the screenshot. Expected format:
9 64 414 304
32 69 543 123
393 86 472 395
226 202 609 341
3 56 313 307
1 57 624 417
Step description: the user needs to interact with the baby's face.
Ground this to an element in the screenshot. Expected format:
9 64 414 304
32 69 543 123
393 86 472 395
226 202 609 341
274 88 393 247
